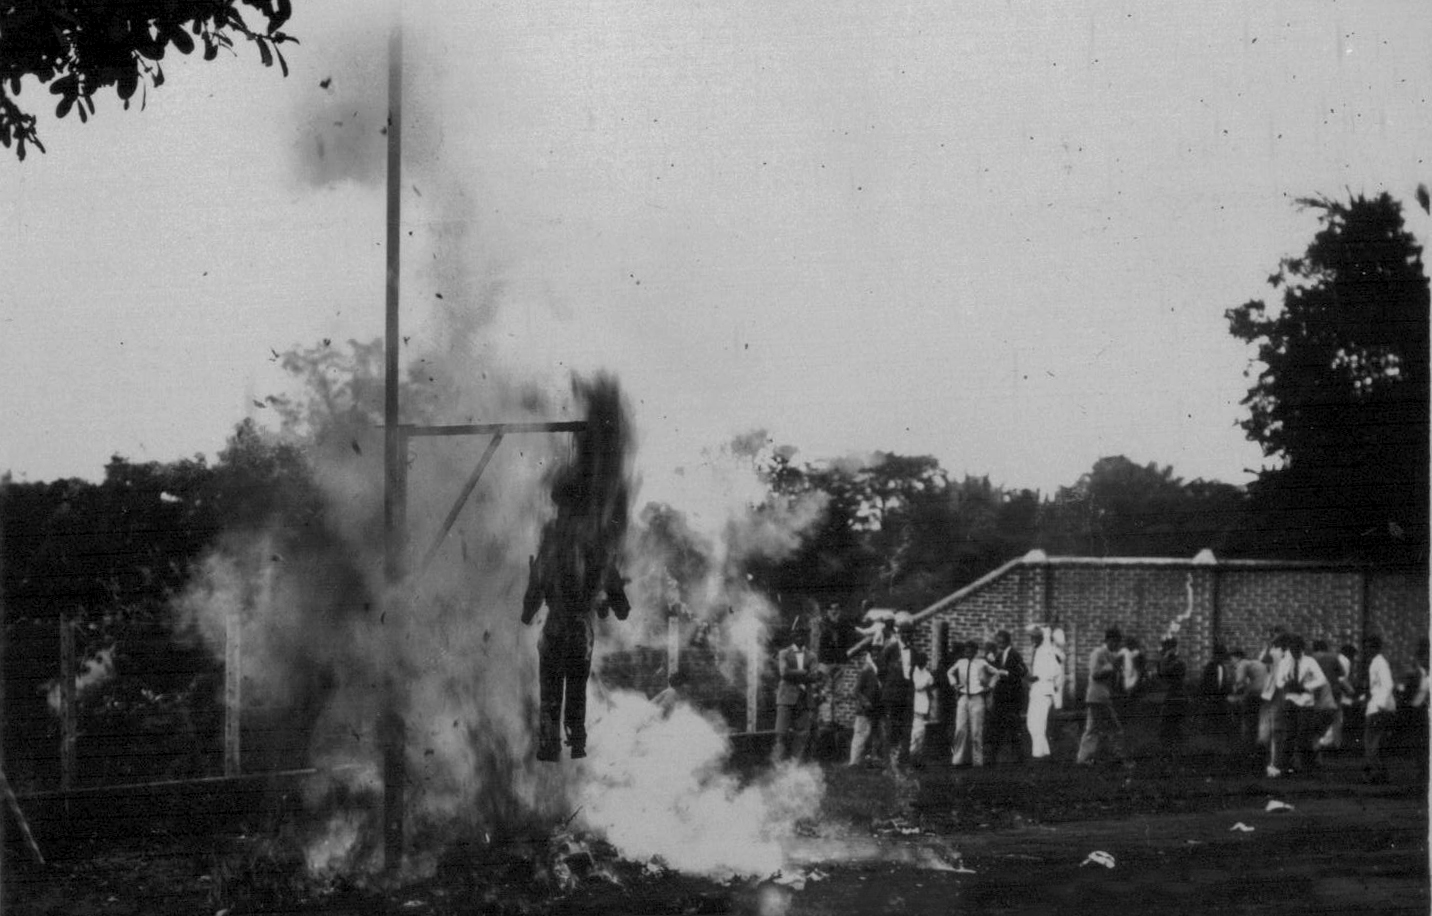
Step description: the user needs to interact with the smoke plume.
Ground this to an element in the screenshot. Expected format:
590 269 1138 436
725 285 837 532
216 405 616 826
171 0 839 884
173 345 832 882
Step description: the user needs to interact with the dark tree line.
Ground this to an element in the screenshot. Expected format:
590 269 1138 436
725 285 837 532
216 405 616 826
747 450 1251 615
1226 192 1429 565
1 420 326 788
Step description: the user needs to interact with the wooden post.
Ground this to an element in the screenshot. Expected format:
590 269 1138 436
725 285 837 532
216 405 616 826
666 615 680 679
929 620 947 724
746 623 760 733
381 707 405 868
2 484 7 902
381 13 407 873
1062 623 1076 709
1359 566 1371 649
1 769 43 865
59 616 76 792
224 591 242 777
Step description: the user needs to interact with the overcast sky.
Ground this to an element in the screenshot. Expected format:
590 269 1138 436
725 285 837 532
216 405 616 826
3 0 1429 501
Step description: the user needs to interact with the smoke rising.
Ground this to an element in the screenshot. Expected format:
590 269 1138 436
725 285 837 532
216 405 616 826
288 8 389 190
577 690 824 878
172 0 840 885
173 343 832 882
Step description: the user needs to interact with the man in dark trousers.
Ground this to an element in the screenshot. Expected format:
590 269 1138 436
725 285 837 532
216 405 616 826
772 618 820 762
847 648 883 766
878 611 916 770
1199 642 1235 743
521 377 634 763
522 481 632 762
986 629 1027 764
1157 637 1189 760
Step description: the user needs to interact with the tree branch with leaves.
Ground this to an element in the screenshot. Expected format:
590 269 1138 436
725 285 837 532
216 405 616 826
1 0 297 160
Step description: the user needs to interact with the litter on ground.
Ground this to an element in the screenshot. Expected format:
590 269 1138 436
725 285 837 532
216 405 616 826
1080 851 1117 869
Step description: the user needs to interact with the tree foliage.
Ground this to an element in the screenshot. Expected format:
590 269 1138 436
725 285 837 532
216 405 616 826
1043 457 1247 559
1 0 296 159
1226 193 1430 563
1 431 323 788
754 450 1250 617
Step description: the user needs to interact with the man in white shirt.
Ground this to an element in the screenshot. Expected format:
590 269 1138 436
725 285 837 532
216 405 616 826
1261 636 1293 777
1361 634 1396 784
908 650 936 765
1025 626 1064 760
948 640 998 767
1270 634 1329 776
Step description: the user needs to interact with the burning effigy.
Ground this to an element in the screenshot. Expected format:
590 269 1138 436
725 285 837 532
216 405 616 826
168 348 838 890
522 374 634 762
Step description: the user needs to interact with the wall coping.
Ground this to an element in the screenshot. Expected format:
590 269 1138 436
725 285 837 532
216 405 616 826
911 550 1406 625
910 555 1026 624
1031 556 1369 570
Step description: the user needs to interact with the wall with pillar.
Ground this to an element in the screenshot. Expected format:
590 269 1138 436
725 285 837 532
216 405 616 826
827 551 1427 727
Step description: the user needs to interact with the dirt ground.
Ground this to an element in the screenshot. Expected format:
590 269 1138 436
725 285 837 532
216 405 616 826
7 730 1429 916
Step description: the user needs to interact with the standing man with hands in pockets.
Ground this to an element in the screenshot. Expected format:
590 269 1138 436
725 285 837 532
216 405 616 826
772 618 819 763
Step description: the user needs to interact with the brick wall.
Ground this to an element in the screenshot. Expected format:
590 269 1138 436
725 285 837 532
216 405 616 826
819 552 1428 728
1367 572 1430 675
1218 568 1363 666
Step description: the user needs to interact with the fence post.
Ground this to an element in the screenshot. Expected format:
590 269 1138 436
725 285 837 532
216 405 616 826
930 620 948 724
224 592 242 777
666 615 681 679
59 615 76 792
746 624 760 733
1062 623 1076 710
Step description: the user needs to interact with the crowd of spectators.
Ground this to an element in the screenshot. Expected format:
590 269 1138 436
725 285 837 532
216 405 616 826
763 605 1430 783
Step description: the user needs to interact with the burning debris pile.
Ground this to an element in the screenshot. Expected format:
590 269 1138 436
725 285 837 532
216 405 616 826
170 354 833 892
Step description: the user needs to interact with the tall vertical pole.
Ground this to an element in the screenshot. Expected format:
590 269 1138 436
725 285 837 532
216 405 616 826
2 485 7 907
382 17 407 873
746 624 759 733
223 589 242 776
59 616 76 792
383 6 405 584
666 615 680 679
930 620 947 725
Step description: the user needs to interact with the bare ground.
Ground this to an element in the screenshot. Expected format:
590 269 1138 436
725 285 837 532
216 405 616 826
7 733 1428 916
